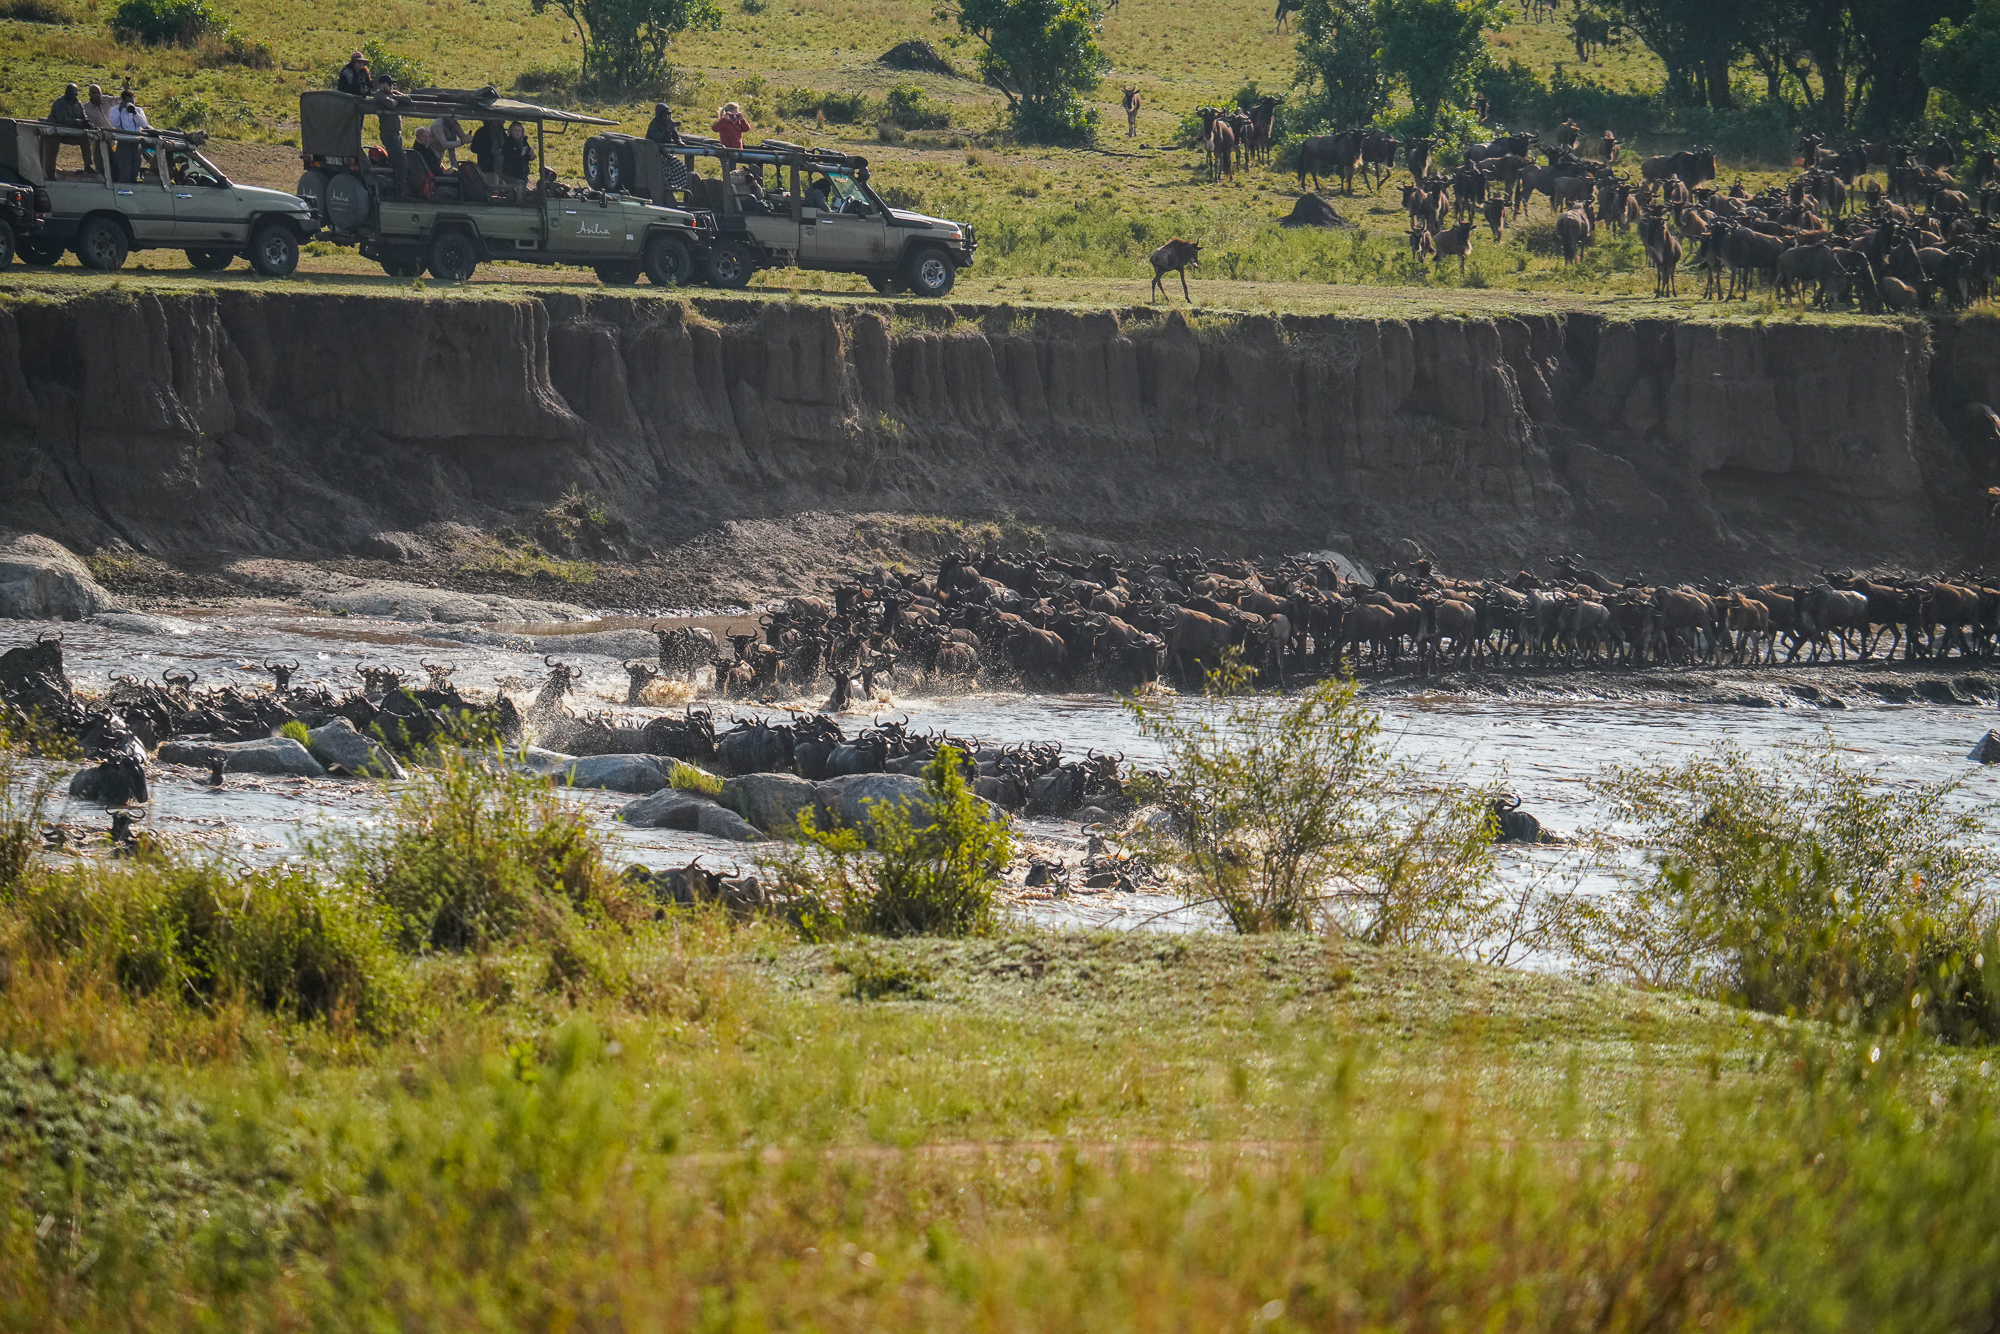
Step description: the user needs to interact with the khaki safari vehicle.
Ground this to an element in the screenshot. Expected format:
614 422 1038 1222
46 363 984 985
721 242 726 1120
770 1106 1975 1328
0 118 318 274
298 88 710 285
578 130 976 295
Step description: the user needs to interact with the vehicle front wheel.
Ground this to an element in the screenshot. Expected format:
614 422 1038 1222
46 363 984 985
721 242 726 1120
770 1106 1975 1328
248 224 300 278
186 248 235 271
427 229 478 282
594 262 642 286
74 217 128 272
704 240 755 290
17 237 63 267
900 246 955 298
644 233 694 286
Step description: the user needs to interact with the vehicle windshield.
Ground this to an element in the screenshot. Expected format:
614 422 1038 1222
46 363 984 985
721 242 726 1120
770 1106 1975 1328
169 149 229 188
826 173 866 205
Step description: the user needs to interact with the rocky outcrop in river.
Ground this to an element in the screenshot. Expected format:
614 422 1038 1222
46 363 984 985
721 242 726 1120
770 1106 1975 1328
0 290 1983 571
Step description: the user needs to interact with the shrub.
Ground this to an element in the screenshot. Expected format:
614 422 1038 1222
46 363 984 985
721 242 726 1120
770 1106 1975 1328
0 0 70 22
109 0 218 45
343 747 642 954
12 856 402 1028
278 720 311 746
1568 739 2000 1039
764 745 1010 939
1124 654 1502 941
195 30 274 68
884 83 952 129
513 64 580 97
774 86 874 122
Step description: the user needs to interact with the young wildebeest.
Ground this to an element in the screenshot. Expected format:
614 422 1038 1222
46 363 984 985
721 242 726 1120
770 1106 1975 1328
1122 86 1140 137
1432 219 1475 274
1638 209 1681 295
1483 195 1507 241
1149 238 1200 301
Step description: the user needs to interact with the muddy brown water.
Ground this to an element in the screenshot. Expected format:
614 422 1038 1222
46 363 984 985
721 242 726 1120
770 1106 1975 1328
17 608 2000 941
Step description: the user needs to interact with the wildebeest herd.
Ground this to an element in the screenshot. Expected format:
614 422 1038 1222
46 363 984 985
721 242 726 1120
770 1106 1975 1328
1158 107 2000 312
649 548 2000 701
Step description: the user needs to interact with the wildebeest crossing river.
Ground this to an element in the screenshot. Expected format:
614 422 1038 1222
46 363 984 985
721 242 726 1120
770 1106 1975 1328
10 606 2000 946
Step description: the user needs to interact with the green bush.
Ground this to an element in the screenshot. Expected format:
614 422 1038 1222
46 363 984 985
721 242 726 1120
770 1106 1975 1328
343 747 641 954
1125 655 1504 942
109 0 218 45
13 856 402 1028
1570 740 2000 1039
765 745 1010 939
884 83 952 129
277 720 311 746
774 86 874 122
0 0 71 22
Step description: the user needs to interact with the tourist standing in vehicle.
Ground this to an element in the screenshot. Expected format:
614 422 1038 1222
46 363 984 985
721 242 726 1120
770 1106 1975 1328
470 119 503 184
372 74 405 184
108 88 148 183
428 114 466 167
500 120 534 195
44 83 86 177
645 102 681 145
81 84 111 175
336 51 372 97
712 101 750 150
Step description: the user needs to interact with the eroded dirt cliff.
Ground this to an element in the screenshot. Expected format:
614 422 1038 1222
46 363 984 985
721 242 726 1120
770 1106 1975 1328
0 289 1986 575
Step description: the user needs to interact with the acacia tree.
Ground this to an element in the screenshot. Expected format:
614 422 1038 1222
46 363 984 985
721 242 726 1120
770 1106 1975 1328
940 0 1110 142
1374 0 1510 134
1291 0 1394 129
1924 0 2000 129
530 0 721 97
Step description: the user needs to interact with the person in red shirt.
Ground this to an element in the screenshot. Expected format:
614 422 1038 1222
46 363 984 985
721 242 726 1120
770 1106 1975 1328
712 101 750 150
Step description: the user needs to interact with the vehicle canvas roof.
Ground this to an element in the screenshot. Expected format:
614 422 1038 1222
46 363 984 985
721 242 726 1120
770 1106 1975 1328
0 117 208 185
300 88 615 156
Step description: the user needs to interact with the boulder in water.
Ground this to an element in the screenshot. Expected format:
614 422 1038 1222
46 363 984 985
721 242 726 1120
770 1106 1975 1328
697 803 761 842
617 789 714 830
0 534 116 622
1969 730 2000 764
815 772 1003 845
306 718 408 779
550 754 669 793
158 736 328 779
721 772 820 834
1277 193 1347 228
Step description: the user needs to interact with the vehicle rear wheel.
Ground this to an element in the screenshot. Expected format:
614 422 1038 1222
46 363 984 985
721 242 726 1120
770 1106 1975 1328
594 262 642 286
704 240 754 289
644 233 694 286
248 224 299 277
186 248 235 271
17 237 63 267
378 254 424 278
427 229 478 282
0 228 14 268
74 217 128 272
581 136 608 190
866 274 899 294
900 245 955 298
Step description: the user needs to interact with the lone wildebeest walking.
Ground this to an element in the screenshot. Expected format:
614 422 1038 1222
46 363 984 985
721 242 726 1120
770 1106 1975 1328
1122 86 1140 137
1150 238 1200 301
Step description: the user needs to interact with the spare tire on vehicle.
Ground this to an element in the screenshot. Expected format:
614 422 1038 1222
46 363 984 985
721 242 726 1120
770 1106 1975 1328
605 140 637 193
582 136 608 189
294 169 328 213
323 172 370 230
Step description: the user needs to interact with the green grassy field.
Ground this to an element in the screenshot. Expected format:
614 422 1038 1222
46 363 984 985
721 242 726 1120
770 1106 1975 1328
1 0 1871 311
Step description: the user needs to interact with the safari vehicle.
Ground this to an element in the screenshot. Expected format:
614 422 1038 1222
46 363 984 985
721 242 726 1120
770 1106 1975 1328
0 177 50 267
297 88 710 285
578 131 975 295
0 119 316 274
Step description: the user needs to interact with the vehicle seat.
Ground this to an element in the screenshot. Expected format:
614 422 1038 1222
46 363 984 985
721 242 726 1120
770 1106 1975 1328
687 176 727 213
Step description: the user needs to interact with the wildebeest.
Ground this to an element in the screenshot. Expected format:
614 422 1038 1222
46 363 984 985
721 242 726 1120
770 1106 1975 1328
1556 205 1594 263
1298 130 1364 193
1432 219 1475 275
1149 237 1200 301
1122 86 1140 137
1641 148 1718 188
1638 209 1681 296
1197 106 1236 181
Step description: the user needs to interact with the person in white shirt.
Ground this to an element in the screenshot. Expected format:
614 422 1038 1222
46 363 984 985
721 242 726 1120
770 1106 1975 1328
82 84 112 175
428 116 466 168
108 89 148 182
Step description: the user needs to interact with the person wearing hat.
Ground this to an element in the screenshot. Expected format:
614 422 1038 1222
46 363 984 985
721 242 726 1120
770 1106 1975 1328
645 102 681 145
712 101 750 150
43 82 86 176
336 50 372 96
